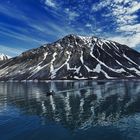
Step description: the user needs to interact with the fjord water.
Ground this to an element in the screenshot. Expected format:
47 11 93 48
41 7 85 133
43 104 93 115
0 80 140 140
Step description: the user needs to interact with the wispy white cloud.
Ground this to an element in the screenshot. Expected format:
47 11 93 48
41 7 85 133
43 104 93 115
0 2 71 45
118 23 140 33
92 0 140 28
0 0 139 50
0 45 26 57
0 1 77 44
92 0 111 12
108 32 140 48
0 4 28 22
85 23 92 28
127 1 140 14
44 0 57 8
65 8 79 21
110 1 140 26
0 4 48 44
92 0 140 48
0 4 61 44
0 27 45 44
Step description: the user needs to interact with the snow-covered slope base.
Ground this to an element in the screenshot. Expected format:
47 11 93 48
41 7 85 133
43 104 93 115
0 34 140 80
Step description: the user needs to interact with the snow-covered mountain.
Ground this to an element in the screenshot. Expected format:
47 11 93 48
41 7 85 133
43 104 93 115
0 53 10 61
0 34 140 80
0 53 11 66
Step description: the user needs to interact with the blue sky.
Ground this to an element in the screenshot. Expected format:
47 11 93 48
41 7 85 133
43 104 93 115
0 0 140 56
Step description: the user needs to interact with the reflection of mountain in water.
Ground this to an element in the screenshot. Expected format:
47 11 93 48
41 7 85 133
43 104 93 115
0 81 140 130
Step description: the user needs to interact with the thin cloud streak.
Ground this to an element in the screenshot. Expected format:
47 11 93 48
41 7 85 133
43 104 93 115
0 45 26 57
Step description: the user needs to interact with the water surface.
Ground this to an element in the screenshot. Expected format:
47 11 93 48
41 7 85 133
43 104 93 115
0 80 140 140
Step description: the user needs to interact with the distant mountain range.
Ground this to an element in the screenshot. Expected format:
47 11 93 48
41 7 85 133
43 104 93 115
0 53 10 61
0 53 11 65
0 34 140 80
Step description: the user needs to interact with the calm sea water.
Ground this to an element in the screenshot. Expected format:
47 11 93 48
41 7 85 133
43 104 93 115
0 80 140 140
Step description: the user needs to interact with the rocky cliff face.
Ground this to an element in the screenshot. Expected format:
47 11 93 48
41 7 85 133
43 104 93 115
0 34 140 80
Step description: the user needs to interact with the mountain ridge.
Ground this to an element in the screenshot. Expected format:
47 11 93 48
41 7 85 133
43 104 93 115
0 53 11 61
0 34 140 80
0 53 11 66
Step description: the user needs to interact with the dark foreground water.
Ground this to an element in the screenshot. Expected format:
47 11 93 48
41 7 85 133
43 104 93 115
0 80 140 140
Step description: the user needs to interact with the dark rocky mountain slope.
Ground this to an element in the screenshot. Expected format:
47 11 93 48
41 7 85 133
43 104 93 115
0 34 140 80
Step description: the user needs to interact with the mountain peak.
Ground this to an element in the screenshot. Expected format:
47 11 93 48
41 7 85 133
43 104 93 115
0 35 140 80
0 53 11 61
64 34 95 40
